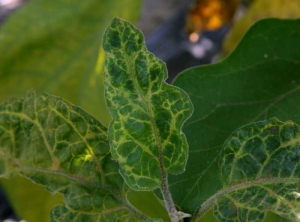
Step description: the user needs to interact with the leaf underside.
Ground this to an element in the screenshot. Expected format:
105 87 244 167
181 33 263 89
215 118 300 221
0 91 136 221
103 18 193 190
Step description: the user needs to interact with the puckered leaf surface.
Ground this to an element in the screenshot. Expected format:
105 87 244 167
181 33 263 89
171 18 300 219
0 92 143 221
214 118 300 221
103 18 193 190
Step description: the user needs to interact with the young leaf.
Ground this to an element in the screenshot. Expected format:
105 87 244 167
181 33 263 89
212 118 300 221
102 18 193 191
0 91 146 221
171 18 300 217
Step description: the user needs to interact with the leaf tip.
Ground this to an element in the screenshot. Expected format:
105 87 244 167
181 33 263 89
102 17 144 56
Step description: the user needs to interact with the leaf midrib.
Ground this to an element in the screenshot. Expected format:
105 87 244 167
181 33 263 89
124 53 167 182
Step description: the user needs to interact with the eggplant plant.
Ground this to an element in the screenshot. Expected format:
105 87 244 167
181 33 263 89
0 16 300 222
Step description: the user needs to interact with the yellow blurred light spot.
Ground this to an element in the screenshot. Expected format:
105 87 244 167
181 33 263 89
201 0 222 16
189 32 200 43
85 154 92 160
90 46 106 87
96 46 106 74
186 0 240 34
207 15 222 30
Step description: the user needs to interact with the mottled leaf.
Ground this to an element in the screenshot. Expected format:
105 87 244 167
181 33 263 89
102 18 193 190
171 18 300 219
0 92 145 221
213 118 300 221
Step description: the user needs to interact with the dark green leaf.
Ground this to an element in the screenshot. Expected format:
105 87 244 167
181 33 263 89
171 18 300 218
0 91 145 221
103 18 193 190
214 118 300 221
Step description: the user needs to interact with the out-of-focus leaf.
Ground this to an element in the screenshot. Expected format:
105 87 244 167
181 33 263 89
0 0 141 125
1 177 63 221
171 18 300 221
0 92 147 221
103 18 193 190
223 0 300 55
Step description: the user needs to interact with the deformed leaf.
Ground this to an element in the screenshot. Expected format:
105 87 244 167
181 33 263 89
0 91 145 221
214 118 300 221
102 18 193 190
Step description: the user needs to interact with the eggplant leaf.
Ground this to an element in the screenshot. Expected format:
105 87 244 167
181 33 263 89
103 18 193 190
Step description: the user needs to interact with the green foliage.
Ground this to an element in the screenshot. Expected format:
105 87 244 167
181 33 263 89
0 0 140 125
0 91 145 221
172 18 300 221
0 0 141 220
102 18 193 190
0 4 299 222
215 118 300 221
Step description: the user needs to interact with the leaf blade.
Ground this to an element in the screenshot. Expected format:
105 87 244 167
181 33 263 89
0 92 142 221
214 118 300 221
103 18 193 191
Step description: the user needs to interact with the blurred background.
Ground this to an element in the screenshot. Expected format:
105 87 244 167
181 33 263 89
0 0 299 221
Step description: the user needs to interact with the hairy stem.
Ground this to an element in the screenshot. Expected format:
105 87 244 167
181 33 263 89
159 159 191 222
159 161 176 215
